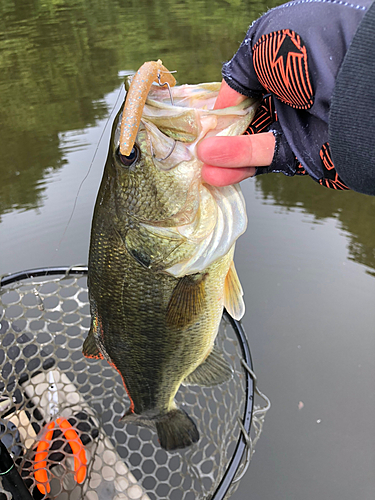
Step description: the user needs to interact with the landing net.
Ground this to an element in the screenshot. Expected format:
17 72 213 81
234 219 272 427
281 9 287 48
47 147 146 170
0 267 269 500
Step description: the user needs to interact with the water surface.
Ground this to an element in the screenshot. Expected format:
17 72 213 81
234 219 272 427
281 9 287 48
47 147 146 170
0 1 374 499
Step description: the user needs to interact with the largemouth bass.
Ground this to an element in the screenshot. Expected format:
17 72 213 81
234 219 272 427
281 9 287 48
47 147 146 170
84 63 258 451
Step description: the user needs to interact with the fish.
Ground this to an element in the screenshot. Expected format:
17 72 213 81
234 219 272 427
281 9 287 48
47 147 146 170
84 61 259 451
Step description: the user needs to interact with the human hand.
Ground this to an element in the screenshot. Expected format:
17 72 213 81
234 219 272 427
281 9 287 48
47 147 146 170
198 80 275 187
196 0 373 192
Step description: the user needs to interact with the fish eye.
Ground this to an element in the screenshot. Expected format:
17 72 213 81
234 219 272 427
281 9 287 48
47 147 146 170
117 145 139 167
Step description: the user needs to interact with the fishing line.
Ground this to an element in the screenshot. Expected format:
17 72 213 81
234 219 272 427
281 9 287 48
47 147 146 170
55 84 125 255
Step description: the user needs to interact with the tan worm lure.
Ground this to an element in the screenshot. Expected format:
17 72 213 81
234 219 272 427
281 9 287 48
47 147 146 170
120 59 176 156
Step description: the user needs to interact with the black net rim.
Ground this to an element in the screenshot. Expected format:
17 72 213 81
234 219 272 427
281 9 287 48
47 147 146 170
0 266 254 500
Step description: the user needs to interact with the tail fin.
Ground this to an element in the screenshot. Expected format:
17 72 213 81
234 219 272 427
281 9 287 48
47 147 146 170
155 409 199 451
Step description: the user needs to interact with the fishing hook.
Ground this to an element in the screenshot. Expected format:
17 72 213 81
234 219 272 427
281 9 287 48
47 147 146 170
157 71 176 106
150 137 177 163
149 70 177 162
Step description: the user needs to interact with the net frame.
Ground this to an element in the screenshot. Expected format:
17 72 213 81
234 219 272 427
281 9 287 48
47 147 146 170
0 266 269 500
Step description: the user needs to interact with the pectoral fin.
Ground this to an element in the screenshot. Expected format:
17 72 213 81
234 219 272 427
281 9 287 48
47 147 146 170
183 345 233 386
224 261 245 320
166 273 206 329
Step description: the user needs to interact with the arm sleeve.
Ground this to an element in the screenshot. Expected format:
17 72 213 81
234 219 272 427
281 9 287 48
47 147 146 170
222 0 372 187
329 0 375 195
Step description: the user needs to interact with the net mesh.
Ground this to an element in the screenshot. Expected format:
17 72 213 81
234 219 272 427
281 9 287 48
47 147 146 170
0 270 267 500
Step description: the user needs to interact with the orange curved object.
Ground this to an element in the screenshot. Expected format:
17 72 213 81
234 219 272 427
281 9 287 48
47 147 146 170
56 418 87 483
34 418 87 494
119 59 176 156
34 421 55 494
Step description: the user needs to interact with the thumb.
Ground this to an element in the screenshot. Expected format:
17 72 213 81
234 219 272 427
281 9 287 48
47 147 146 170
198 133 275 187
197 133 275 168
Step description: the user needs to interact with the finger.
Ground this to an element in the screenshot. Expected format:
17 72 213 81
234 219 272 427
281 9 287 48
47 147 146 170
197 132 275 168
202 165 256 186
214 79 248 109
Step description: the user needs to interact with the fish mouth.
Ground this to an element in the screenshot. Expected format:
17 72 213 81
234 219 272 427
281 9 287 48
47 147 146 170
114 110 192 173
142 119 192 172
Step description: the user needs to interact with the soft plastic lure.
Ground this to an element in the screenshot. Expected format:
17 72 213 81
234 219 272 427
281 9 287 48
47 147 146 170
119 59 176 156
34 417 87 494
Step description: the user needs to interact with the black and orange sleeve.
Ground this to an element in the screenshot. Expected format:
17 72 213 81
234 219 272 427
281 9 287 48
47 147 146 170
222 0 372 192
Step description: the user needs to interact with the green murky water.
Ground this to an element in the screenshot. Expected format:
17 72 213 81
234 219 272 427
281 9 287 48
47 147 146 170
0 1 374 499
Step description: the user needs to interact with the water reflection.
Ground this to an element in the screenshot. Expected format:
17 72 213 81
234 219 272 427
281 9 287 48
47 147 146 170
256 175 375 275
0 0 119 217
0 0 271 217
255 174 375 273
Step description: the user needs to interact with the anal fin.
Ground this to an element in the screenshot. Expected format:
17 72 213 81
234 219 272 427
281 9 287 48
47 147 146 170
184 345 233 386
224 261 245 320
